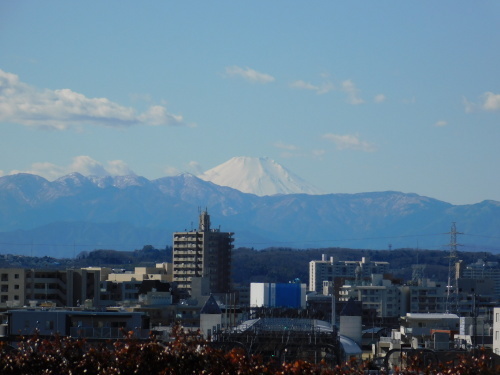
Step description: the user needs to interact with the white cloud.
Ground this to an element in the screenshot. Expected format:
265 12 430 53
187 161 203 175
374 94 386 103
103 160 134 176
8 156 135 180
322 133 376 152
341 80 364 105
274 141 299 151
482 92 500 111
290 80 334 95
0 69 186 129
463 92 500 113
225 66 275 84
435 120 448 127
163 166 181 176
312 149 326 158
463 97 475 113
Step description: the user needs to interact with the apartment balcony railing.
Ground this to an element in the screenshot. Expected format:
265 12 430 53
69 327 150 339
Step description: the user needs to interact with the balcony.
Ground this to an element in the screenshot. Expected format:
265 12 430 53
69 327 150 339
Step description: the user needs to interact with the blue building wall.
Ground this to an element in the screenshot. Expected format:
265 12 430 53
274 283 302 308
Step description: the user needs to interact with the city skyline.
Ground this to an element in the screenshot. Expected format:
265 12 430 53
1 1 499 205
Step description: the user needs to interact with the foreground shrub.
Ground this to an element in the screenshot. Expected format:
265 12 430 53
0 326 498 374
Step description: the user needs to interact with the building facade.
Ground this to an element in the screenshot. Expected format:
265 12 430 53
309 255 390 293
172 211 233 295
250 282 307 309
338 274 403 318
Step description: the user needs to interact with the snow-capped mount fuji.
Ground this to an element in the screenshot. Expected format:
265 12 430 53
197 156 324 196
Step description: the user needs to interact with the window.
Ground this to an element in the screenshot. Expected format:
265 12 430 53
45 321 54 330
14 274 19 279
0 274 7 282
14 285 19 290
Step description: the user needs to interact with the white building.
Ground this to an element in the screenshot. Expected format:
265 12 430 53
309 255 389 293
493 307 500 355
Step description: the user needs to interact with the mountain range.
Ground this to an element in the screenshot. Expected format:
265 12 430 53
0 157 499 258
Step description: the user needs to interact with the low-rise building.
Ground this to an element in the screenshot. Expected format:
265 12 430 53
338 274 403 318
4 308 150 339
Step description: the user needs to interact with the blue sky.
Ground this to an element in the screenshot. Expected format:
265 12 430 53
1 1 499 205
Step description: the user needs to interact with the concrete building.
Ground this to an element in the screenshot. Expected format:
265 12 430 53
400 313 460 348
460 259 500 298
250 282 307 309
0 268 28 307
339 299 363 347
338 274 403 318
199 294 222 339
107 264 172 283
400 278 448 314
0 268 108 308
309 255 389 293
493 307 500 356
4 309 150 339
0 266 173 309
172 211 234 295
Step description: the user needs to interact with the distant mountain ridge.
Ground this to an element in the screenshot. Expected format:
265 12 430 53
0 172 499 258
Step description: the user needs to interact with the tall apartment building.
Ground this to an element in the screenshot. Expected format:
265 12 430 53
309 255 389 293
173 211 234 295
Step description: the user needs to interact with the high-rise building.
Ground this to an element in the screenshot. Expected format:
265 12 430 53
172 210 234 295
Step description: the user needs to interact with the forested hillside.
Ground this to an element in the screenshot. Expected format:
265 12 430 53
1 246 497 285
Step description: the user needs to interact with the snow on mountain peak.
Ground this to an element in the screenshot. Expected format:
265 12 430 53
198 156 324 196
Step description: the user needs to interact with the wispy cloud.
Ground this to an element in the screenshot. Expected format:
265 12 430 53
312 149 326 158
289 80 334 95
481 92 500 111
322 133 376 152
0 69 186 129
435 120 448 127
187 161 203 175
8 156 135 180
341 80 364 105
274 141 299 151
225 66 275 84
163 166 181 176
374 94 386 103
463 92 500 113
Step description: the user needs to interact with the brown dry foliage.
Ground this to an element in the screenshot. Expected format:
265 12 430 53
0 326 498 374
